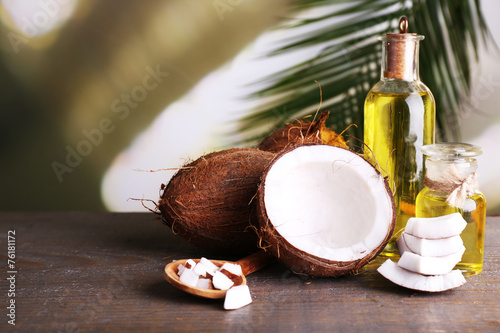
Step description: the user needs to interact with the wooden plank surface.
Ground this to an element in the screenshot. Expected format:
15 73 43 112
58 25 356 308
0 212 499 332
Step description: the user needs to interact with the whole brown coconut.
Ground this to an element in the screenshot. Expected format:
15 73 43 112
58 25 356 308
258 110 349 153
158 148 275 254
255 144 396 277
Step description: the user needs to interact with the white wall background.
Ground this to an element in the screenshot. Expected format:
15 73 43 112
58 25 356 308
460 0 500 214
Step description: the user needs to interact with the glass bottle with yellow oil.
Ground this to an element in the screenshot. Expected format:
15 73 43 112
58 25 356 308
416 143 486 276
364 17 436 256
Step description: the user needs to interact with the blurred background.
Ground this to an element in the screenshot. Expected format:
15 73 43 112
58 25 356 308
1 0 499 214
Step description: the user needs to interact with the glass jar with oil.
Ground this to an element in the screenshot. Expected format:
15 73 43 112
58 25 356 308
364 17 436 256
416 143 486 276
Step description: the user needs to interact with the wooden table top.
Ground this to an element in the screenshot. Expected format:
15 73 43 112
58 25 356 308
1 212 499 332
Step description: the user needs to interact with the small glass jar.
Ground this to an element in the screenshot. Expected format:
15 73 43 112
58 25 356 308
415 143 486 276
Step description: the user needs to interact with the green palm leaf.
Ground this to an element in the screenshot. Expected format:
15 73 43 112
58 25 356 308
240 0 493 148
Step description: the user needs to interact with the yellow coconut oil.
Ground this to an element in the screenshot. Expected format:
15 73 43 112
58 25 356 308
364 19 437 257
365 89 435 256
416 143 486 276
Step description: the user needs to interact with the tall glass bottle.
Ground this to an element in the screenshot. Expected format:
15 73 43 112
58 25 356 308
416 143 486 276
364 17 436 256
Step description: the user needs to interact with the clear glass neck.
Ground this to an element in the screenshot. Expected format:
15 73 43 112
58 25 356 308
378 33 424 82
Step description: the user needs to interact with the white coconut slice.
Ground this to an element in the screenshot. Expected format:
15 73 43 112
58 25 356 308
220 263 242 277
224 285 252 310
405 213 467 239
397 246 466 275
179 267 200 287
397 232 464 257
177 264 186 277
212 271 234 290
200 257 219 275
378 259 466 292
184 259 196 270
257 144 395 277
396 233 411 256
193 262 211 278
196 278 212 289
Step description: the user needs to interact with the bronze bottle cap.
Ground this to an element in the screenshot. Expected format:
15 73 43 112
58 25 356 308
380 17 424 80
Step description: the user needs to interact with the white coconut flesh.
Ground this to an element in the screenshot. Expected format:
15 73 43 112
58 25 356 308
397 246 466 275
405 213 467 239
263 145 394 262
378 259 466 292
397 233 464 257
380 214 468 291
224 285 252 310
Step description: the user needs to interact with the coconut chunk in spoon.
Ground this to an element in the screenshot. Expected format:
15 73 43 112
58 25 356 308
220 262 243 277
212 271 234 290
179 268 200 288
196 278 212 289
200 257 219 275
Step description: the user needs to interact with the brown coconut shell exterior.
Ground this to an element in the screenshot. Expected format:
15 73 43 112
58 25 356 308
258 110 349 153
158 148 275 254
255 144 396 277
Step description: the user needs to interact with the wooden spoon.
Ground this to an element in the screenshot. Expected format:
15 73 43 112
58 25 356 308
164 251 275 299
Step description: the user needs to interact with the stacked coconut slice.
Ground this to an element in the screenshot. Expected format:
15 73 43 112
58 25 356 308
177 258 252 310
378 213 467 292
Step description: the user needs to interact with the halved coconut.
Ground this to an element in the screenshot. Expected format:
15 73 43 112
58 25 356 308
256 144 396 277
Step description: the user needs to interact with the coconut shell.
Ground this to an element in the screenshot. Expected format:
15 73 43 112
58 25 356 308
255 144 396 277
258 110 349 153
158 148 275 254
